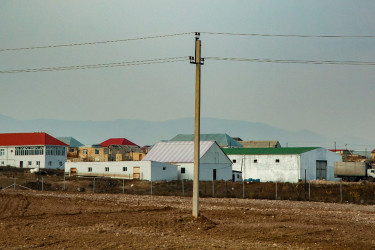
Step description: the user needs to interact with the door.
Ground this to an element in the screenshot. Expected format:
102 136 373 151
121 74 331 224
20 161 23 168
316 160 327 180
70 168 77 176
133 167 140 180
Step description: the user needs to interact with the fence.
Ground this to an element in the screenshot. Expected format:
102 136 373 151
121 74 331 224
1 170 375 204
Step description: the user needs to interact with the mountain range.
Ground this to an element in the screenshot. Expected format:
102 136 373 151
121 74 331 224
0 114 370 150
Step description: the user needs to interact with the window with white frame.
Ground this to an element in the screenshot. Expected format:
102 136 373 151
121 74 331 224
28 161 32 166
0 149 4 156
105 167 109 172
88 167 92 172
36 161 40 166
123 167 127 171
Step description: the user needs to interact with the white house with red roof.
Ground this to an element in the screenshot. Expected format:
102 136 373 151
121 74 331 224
0 132 68 169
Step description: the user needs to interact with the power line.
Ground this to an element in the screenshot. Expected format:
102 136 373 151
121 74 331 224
2 31 374 53
205 57 375 66
0 32 193 52
0 57 188 73
201 31 375 38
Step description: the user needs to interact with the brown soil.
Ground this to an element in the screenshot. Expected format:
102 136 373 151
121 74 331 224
1 191 375 249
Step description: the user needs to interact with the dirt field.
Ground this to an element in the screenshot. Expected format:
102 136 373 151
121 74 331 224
1 191 375 249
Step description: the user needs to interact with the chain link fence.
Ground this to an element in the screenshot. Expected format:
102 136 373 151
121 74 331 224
1 168 375 204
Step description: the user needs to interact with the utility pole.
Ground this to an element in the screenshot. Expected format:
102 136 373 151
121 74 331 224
190 32 204 218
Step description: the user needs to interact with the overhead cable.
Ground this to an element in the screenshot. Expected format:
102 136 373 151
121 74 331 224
200 32 375 38
205 57 375 66
0 32 193 52
0 57 188 73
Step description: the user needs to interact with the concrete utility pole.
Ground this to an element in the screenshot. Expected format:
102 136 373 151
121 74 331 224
190 32 204 218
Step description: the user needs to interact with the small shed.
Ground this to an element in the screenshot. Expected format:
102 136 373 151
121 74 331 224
142 141 233 181
65 161 177 181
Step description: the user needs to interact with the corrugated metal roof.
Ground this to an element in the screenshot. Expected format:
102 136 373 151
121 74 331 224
169 134 242 148
0 132 68 146
223 147 320 155
142 141 216 163
57 137 84 147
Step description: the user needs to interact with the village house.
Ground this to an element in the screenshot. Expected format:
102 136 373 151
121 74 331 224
223 147 342 183
239 140 281 148
75 138 145 162
0 132 67 169
65 161 177 181
142 141 233 181
57 137 84 162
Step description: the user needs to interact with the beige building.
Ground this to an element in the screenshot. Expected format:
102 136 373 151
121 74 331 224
239 140 281 148
74 145 145 162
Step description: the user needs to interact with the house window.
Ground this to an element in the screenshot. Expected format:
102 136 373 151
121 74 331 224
163 167 166 170
105 167 109 172
69 148 75 152
237 174 240 178
48 161 52 166
28 161 32 166
123 167 127 171
254 159 258 163
59 162 63 166
181 168 186 174
83 149 88 155
95 149 99 154
233 159 236 163
1 161 4 166
36 161 40 166
88 167 92 172
275 159 280 163
0 149 4 156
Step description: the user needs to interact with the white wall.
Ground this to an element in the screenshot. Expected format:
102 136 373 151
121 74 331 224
228 148 343 183
0 146 67 169
65 161 177 181
300 148 342 181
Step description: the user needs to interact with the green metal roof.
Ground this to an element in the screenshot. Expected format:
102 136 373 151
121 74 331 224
57 137 84 147
169 133 242 148
222 147 320 155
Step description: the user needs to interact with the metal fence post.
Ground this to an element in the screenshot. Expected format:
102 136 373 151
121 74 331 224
340 182 343 202
275 182 278 200
93 177 95 193
212 180 214 197
242 179 245 199
182 179 184 196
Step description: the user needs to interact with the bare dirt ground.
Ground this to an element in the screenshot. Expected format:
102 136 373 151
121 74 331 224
1 191 375 249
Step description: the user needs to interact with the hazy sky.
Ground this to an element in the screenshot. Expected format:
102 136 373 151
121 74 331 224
1 1 375 148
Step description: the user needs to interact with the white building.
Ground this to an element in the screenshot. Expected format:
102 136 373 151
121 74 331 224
0 132 67 169
65 161 177 181
142 141 233 181
223 147 342 183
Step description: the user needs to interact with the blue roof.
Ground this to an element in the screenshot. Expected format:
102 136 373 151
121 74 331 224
169 133 242 148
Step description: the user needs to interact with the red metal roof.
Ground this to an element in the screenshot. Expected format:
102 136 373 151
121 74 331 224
99 138 139 147
0 132 68 146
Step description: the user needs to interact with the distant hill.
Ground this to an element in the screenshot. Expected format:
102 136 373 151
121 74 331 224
0 114 369 149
